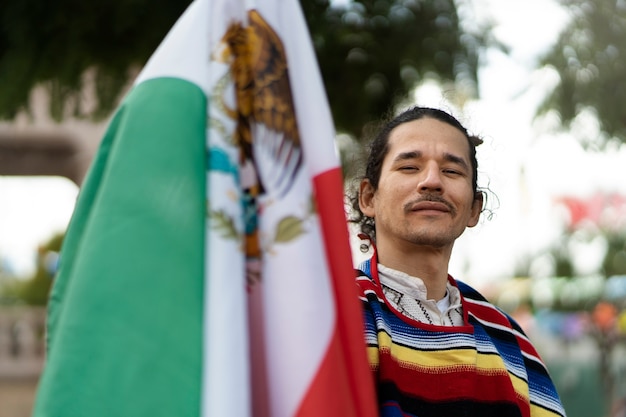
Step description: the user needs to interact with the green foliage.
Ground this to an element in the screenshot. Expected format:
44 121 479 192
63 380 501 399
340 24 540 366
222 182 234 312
0 0 492 138
0 0 192 121
2 233 64 306
553 245 576 278
302 0 489 137
602 231 626 277
538 0 626 146
521 228 626 281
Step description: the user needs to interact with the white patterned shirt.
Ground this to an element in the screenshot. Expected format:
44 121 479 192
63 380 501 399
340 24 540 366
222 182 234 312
378 264 464 326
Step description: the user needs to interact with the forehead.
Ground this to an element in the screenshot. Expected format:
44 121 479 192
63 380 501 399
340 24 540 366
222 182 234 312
385 117 470 163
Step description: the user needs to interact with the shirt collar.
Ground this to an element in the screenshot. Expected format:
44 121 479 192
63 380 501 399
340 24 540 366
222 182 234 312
378 263 462 312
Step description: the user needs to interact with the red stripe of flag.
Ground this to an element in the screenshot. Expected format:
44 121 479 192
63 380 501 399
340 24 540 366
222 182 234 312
308 168 378 417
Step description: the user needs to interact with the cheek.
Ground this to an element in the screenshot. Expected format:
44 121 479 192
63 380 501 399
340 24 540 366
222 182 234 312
378 186 406 209
376 175 419 210
371 189 399 216
383 179 412 197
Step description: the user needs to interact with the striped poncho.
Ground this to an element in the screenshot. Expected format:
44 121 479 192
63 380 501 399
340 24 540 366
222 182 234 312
356 257 566 417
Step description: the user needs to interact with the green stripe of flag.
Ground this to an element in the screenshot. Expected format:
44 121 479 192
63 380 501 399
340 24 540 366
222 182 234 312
34 77 207 417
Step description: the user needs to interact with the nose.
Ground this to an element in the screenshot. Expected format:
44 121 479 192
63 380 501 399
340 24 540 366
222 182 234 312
418 163 443 193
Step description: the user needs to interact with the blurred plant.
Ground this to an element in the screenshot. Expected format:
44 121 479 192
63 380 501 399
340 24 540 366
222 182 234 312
1 233 63 306
302 0 499 137
505 190 626 412
538 0 626 147
0 0 499 138
518 193 626 282
0 0 191 122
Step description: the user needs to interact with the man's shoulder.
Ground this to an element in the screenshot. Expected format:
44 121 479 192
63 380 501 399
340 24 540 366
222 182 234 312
453 279 489 302
454 278 526 335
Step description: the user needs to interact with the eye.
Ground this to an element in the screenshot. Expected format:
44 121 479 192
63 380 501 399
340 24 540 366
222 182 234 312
398 166 418 172
442 168 466 177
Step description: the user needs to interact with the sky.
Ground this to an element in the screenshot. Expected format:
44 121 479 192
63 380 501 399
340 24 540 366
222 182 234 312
1 0 626 285
0 176 78 275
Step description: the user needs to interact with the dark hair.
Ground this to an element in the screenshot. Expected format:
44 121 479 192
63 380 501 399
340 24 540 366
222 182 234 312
348 106 485 242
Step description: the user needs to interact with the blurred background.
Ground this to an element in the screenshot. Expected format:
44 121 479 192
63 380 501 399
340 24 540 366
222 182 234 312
1 0 626 416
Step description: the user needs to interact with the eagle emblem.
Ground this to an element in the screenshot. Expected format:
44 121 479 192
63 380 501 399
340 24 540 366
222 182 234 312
218 10 303 281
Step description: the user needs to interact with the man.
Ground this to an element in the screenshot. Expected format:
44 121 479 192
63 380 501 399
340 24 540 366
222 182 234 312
349 106 566 417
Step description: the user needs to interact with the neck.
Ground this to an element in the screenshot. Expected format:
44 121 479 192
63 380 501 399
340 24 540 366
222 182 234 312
375 239 452 300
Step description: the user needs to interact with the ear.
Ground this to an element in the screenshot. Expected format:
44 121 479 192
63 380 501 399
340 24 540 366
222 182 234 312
359 179 376 217
467 193 483 228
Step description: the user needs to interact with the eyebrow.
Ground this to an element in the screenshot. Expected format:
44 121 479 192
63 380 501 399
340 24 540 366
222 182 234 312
393 150 470 171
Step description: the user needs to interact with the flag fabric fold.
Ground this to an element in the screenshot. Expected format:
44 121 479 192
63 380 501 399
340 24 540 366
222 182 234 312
33 0 377 416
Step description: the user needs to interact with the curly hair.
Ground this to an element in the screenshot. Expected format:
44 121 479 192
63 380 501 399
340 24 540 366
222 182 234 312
347 106 485 243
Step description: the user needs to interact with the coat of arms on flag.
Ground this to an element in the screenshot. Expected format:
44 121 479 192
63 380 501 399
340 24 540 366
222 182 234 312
211 9 306 286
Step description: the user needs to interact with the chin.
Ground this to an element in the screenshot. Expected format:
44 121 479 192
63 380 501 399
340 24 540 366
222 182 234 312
405 233 453 248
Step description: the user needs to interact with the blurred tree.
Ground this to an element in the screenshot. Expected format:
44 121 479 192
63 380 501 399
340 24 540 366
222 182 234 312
539 229 626 280
3 233 64 306
552 240 577 278
538 0 626 146
301 0 494 137
0 0 496 138
602 231 626 277
0 0 191 122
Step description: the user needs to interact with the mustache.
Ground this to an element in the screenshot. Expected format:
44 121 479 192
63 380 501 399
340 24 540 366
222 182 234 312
404 194 456 214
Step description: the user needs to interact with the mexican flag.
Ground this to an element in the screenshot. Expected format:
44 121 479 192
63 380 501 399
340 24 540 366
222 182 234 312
32 0 377 416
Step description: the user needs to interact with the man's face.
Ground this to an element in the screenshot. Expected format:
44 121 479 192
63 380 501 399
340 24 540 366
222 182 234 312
359 117 482 250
